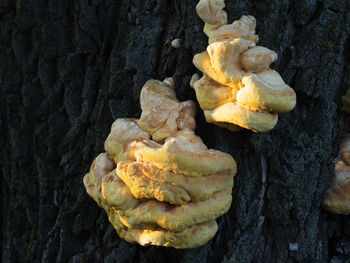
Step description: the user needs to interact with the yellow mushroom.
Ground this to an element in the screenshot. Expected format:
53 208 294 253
189 73 200 88
196 0 227 37
117 160 233 204
125 129 236 177
138 79 180 141
237 69 297 113
193 74 237 110
104 119 150 163
240 46 278 73
209 15 258 45
83 153 220 248
323 161 350 215
84 76 237 248
204 102 278 132
192 6 296 132
323 135 350 214
171 38 181 48
193 39 251 87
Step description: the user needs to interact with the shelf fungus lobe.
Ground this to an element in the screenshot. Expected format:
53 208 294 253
192 0 296 132
323 135 350 215
84 78 236 248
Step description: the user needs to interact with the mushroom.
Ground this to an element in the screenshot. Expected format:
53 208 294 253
240 46 278 73
193 39 251 87
323 135 350 214
105 176 232 232
117 160 233 204
204 102 278 132
83 153 220 248
125 129 236 177
189 73 200 88
104 119 150 163
208 15 258 45
192 3 296 132
193 74 237 110
84 77 237 248
323 161 350 214
119 221 218 249
237 69 297 113
196 0 227 37
137 78 196 142
171 38 181 48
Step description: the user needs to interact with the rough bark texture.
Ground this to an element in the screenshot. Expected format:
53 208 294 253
1 0 350 262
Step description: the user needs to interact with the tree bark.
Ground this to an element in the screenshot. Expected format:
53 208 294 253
1 0 350 262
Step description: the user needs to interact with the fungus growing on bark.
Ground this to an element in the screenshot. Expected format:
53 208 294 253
196 0 227 37
192 1 296 132
84 78 236 248
137 79 196 142
190 73 200 88
323 135 350 214
171 38 181 48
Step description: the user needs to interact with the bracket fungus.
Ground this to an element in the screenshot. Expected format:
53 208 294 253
323 135 350 214
84 78 237 248
171 38 181 48
192 0 296 132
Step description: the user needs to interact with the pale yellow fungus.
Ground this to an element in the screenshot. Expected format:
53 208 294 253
323 135 350 214
192 4 296 132
84 77 236 248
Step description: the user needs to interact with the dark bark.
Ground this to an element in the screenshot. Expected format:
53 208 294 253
1 0 350 262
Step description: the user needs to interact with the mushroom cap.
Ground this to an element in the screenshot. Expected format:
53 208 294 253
163 77 175 89
105 119 150 163
117 160 234 205
85 154 232 232
196 0 227 26
109 201 219 249
138 79 180 141
125 130 237 177
115 183 232 232
240 46 278 73
237 69 296 113
193 51 220 83
119 221 218 249
171 38 181 48
193 39 250 87
207 39 250 84
239 15 257 31
193 75 238 110
83 154 220 248
189 73 201 88
209 15 258 45
204 102 278 132
137 79 197 142
323 163 350 214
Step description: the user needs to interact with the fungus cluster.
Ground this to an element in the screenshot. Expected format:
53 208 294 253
191 0 296 132
341 88 350 113
84 78 237 248
323 135 350 214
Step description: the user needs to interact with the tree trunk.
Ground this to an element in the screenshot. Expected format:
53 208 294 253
1 0 350 262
